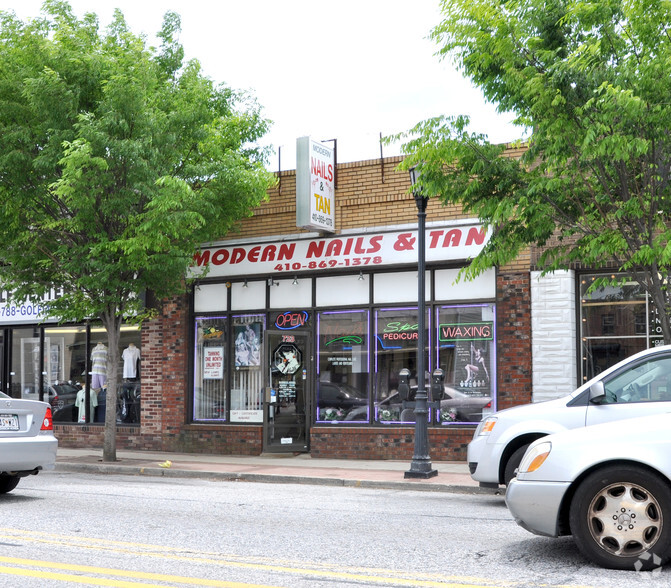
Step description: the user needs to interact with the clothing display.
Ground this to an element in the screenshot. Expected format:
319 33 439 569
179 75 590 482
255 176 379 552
75 387 98 423
122 343 141 379
90 343 108 389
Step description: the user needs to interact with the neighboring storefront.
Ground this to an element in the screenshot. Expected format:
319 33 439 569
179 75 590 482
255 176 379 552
0 292 141 425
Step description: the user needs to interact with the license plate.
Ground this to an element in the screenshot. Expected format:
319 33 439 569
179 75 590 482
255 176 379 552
0 414 19 431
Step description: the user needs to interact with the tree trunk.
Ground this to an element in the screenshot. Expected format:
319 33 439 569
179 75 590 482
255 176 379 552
101 311 122 462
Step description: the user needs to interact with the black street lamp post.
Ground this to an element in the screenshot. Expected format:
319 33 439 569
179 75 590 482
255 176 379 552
405 166 438 479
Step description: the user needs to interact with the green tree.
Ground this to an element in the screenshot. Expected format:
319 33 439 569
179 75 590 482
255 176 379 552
0 1 275 460
393 0 671 343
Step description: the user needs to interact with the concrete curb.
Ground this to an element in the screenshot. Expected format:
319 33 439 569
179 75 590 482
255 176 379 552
55 463 496 495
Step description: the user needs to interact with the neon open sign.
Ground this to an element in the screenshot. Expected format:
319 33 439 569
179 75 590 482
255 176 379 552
275 311 309 330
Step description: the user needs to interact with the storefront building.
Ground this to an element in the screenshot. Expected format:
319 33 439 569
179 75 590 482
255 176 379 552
0 146 651 460
44 151 533 460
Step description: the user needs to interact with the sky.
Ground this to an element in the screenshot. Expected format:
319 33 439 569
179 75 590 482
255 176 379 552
1 0 522 171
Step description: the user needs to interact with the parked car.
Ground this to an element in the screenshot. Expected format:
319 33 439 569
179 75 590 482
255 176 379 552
468 344 671 488
506 412 671 570
46 382 81 422
345 384 491 423
0 391 58 494
317 381 368 421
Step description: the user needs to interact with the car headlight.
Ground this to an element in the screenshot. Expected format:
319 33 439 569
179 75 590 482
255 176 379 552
477 416 497 436
518 441 552 474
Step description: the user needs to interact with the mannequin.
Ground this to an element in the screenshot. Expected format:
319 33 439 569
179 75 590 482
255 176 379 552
75 383 98 423
122 342 141 379
90 342 108 390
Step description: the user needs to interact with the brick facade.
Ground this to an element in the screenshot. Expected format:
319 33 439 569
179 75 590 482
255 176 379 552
55 151 533 462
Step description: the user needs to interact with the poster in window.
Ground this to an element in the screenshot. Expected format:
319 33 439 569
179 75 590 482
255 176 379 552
234 322 261 367
203 347 224 379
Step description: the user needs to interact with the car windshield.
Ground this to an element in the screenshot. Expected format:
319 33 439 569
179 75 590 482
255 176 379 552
0 391 7 399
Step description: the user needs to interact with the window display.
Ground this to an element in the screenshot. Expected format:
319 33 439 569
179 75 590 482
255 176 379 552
436 304 495 424
316 310 369 422
193 317 227 421
230 315 264 423
374 307 429 423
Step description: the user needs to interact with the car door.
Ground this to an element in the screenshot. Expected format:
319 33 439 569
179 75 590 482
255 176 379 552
585 353 671 427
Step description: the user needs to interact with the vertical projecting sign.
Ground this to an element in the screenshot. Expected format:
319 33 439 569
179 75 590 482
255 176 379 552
296 136 335 232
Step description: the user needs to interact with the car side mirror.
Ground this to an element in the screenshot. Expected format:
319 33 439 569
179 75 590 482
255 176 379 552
589 381 606 403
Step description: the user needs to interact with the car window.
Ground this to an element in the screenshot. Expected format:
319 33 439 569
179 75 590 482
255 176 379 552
603 356 671 403
0 391 7 399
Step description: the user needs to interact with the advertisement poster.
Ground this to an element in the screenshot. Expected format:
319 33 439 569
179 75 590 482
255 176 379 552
203 347 224 379
234 322 261 367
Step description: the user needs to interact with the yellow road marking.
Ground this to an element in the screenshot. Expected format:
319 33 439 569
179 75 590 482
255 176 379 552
0 528 588 588
0 557 279 587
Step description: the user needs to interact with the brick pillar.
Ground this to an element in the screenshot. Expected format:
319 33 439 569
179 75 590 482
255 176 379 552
497 271 532 409
140 294 189 445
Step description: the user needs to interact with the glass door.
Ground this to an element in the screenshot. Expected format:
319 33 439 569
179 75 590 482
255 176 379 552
264 330 310 452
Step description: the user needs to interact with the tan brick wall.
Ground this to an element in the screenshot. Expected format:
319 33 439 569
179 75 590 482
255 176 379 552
232 156 470 240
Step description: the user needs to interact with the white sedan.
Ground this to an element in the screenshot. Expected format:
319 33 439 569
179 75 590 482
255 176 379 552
506 412 671 570
0 391 58 494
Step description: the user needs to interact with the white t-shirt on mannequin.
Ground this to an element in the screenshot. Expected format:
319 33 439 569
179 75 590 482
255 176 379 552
122 343 141 379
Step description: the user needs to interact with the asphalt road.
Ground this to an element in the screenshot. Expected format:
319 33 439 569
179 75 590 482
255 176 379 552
0 470 668 587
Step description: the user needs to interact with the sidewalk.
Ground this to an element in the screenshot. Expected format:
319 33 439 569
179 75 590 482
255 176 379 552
55 448 497 495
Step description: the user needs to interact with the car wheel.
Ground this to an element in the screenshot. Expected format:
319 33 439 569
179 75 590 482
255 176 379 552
504 444 530 486
0 475 20 494
569 466 671 570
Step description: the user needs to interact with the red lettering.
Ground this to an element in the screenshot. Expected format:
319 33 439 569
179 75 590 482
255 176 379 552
192 250 210 266
466 226 486 246
260 246 276 262
212 249 229 265
367 235 383 253
428 230 444 249
248 246 261 263
278 243 295 260
326 239 343 256
310 158 334 183
443 229 462 247
230 248 246 264
353 237 366 254
307 241 325 258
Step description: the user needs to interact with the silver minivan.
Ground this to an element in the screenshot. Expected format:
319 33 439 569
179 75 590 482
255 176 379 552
468 344 671 487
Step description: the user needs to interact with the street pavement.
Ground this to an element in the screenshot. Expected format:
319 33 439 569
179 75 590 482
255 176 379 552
55 448 497 495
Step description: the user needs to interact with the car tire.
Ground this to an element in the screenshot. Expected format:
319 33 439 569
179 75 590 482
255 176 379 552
0 475 20 494
569 465 671 570
504 444 530 486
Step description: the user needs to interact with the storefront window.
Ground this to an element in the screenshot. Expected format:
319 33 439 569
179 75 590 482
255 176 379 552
113 326 142 425
44 325 87 423
374 307 429 423
6 323 141 424
11 327 42 400
436 304 495 424
316 310 369 422
193 317 227 421
230 314 264 423
580 274 650 381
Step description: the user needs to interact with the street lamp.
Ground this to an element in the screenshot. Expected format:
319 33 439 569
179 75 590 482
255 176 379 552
405 165 438 479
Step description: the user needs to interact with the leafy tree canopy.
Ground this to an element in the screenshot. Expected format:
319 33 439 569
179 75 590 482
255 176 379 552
392 0 671 342
0 1 275 458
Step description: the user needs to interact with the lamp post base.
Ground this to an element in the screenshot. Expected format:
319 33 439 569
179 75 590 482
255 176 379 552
404 462 438 479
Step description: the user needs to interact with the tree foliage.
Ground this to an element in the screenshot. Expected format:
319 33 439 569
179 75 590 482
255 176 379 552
0 1 275 459
393 0 671 343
